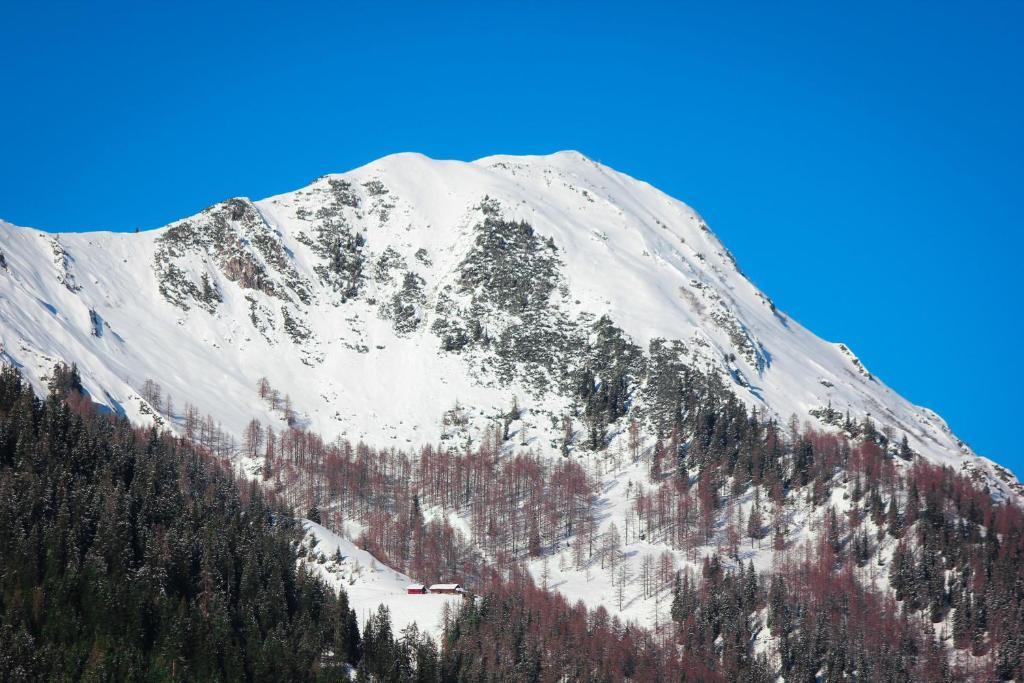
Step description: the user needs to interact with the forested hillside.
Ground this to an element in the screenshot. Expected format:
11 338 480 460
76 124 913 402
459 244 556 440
0 365 360 680
226 370 1024 680
0 364 698 682
3 356 1024 681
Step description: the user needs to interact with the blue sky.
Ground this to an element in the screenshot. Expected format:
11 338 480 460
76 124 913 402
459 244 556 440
2 1 1021 471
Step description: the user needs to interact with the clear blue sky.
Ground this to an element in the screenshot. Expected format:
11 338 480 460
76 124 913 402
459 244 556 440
2 2 1021 471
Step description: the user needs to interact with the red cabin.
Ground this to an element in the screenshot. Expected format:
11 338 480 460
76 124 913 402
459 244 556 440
406 584 426 594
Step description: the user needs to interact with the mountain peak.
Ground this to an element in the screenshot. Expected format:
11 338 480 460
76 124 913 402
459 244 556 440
473 149 594 165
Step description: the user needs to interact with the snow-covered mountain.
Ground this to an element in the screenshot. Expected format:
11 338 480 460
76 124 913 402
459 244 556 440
0 151 1017 500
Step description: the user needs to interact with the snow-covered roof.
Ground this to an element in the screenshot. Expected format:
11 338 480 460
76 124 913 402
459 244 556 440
407 584 425 589
429 583 461 590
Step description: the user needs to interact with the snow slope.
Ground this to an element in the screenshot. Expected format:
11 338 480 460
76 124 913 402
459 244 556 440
300 520 461 640
0 151 1016 499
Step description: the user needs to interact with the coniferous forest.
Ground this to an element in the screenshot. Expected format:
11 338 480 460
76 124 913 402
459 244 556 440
0 365 360 680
